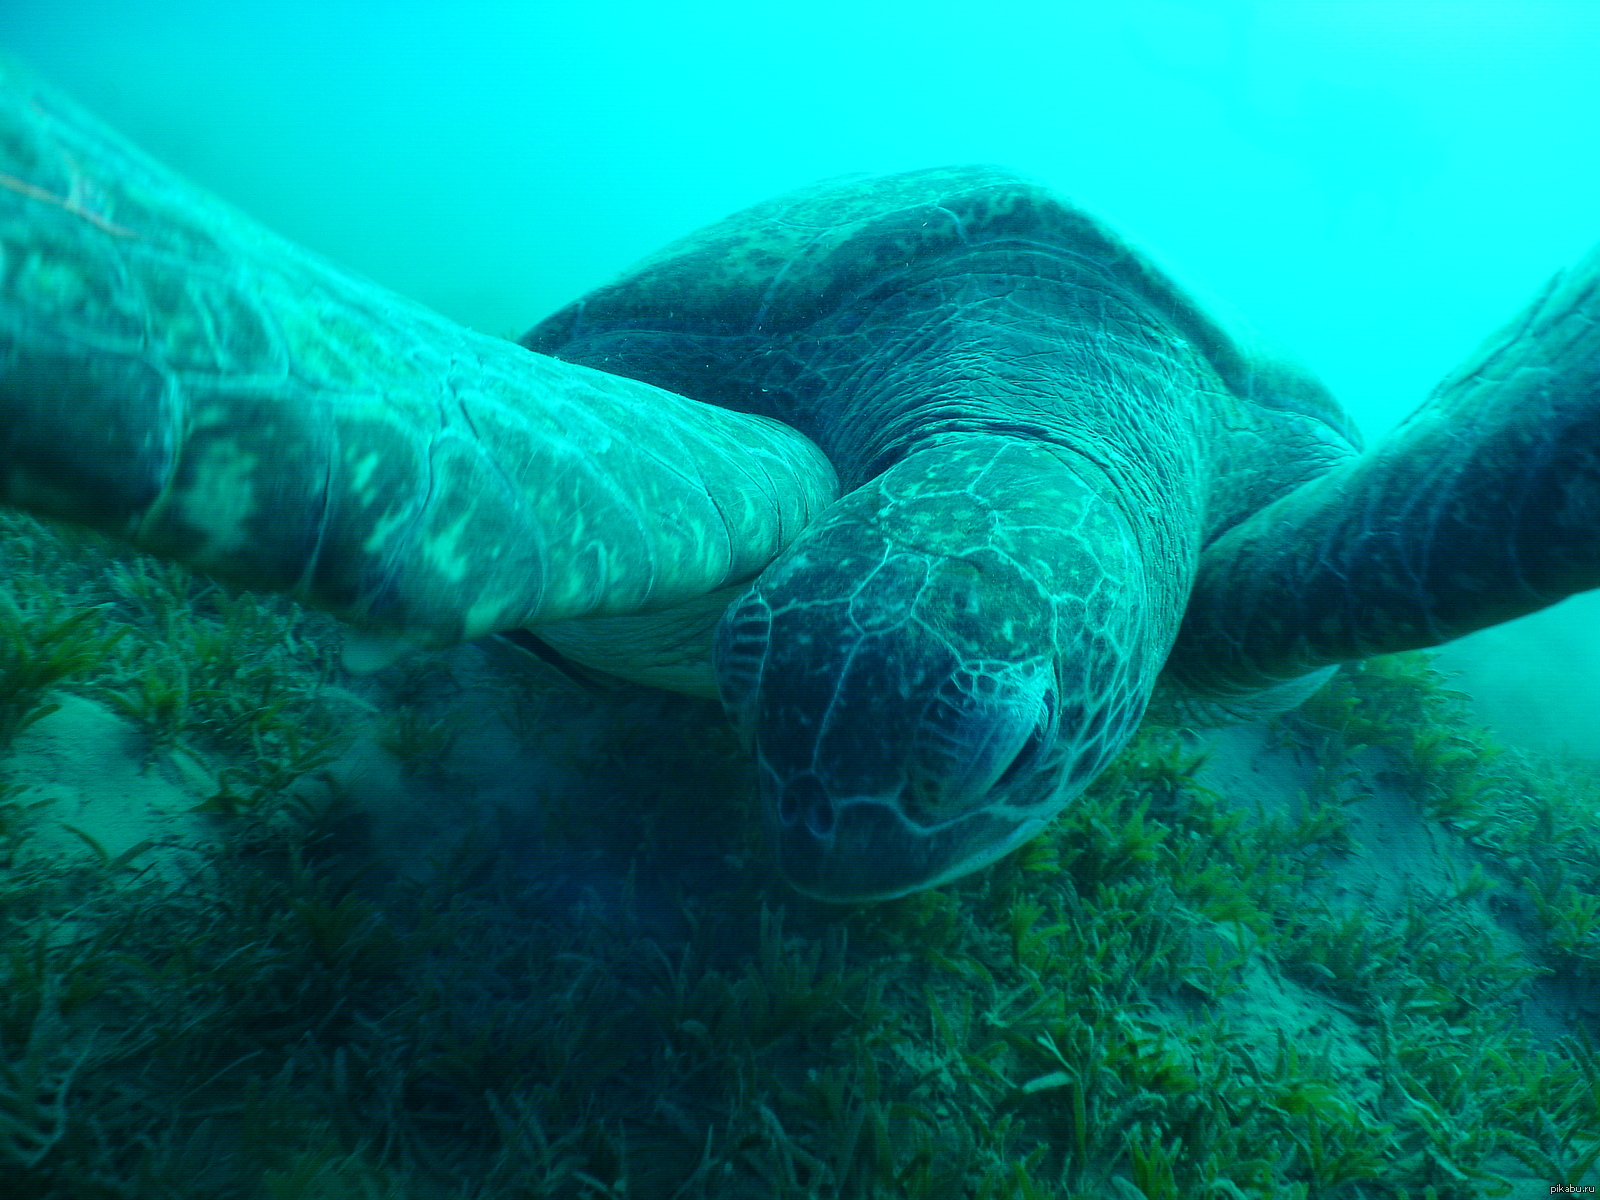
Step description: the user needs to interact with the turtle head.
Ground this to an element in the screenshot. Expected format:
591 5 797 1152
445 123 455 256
714 441 1160 902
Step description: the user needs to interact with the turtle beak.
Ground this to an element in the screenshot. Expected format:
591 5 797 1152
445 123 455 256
764 767 1050 903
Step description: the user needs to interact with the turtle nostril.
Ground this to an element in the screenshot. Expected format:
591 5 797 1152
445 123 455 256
804 794 836 839
774 775 837 838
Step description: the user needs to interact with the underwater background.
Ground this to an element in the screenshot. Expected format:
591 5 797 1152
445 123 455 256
1 2 1599 1198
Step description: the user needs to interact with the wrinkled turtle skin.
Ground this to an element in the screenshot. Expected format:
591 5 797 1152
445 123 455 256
3 55 1600 901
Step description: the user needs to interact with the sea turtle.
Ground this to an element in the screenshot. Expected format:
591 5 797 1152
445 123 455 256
3 58 1598 902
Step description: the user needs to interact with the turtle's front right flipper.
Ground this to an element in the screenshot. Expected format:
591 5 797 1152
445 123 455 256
0 55 837 658
1168 239 1600 698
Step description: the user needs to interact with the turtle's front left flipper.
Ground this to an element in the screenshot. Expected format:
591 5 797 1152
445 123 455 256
1168 241 1600 698
0 56 836 658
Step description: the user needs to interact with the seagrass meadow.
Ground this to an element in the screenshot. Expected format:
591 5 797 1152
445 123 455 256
1 506 1598 1199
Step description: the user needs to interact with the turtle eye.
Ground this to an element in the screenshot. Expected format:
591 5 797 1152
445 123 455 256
908 667 1055 817
995 689 1057 791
